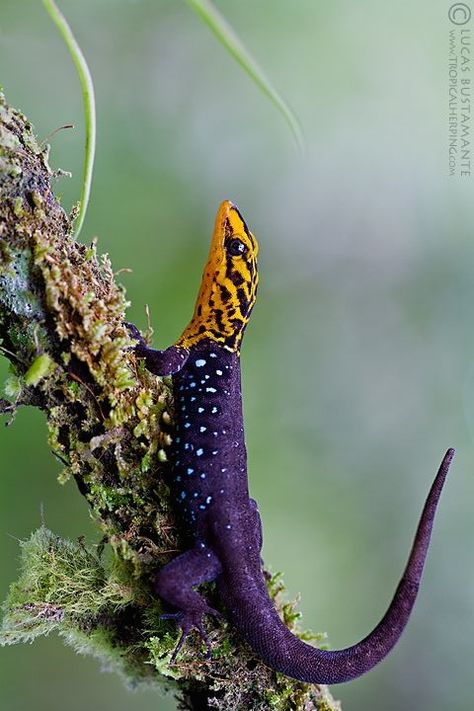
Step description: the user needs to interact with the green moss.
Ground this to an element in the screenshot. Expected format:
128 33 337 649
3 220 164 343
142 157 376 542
0 527 133 646
147 634 183 681
12 196 24 218
3 373 22 399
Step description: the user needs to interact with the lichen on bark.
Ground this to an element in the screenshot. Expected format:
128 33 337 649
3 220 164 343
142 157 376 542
0 92 340 711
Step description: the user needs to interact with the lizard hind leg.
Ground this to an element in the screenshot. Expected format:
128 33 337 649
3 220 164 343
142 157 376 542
155 543 223 662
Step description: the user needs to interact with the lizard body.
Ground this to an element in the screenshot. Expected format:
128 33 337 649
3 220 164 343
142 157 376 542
130 200 453 684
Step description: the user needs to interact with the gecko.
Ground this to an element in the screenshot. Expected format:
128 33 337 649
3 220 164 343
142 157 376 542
128 200 454 685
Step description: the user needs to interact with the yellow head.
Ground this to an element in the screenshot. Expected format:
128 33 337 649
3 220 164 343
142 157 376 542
177 200 259 353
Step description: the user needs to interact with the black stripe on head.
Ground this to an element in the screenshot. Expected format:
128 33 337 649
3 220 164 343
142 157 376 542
231 205 252 240
219 284 232 304
225 254 233 279
230 270 245 287
214 308 225 332
237 287 249 313
224 218 233 238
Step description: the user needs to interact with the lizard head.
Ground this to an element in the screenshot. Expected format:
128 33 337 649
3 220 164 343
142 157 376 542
177 200 259 353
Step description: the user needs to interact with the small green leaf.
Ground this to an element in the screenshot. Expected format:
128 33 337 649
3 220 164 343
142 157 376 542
25 353 53 386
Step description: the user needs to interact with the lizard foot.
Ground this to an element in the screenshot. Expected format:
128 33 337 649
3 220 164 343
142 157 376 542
124 322 147 348
161 607 222 663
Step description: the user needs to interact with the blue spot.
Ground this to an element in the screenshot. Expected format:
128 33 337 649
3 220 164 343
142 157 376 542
199 504 207 510
197 448 204 456
206 496 212 504
219 488 224 494
226 524 232 530
184 444 190 450
212 450 218 455
200 473 206 479
221 467 227 473
210 353 217 358
180 491 186 499
216 369 223 376
176 476 182 482
206 387 217 393
184 423 191 429
187 468 194 475
175 437 181 443
200 426 207 433
190 382 196 388
196 359 206 367
200 379 206 385
198 407 204 413
211 406 218 414
193 492 199 498
191 396 196 402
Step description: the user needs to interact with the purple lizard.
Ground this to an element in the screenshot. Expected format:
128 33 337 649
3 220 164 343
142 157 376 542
129 200 454 684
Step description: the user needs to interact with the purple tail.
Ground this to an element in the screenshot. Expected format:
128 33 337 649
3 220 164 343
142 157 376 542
230 448 454 685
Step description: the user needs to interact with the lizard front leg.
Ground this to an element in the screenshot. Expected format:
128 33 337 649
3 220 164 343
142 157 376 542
155 542 223 661
127 322 189 375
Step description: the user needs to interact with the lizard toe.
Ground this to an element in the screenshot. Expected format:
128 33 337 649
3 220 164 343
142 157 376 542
166 608 220 663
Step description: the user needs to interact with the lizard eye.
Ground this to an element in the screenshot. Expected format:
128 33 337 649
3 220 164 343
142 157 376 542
228 238 247 257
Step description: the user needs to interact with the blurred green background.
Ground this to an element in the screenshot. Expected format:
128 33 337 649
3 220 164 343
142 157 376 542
1 1 473 709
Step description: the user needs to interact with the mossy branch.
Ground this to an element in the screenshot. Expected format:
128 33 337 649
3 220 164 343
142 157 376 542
0 93 339 711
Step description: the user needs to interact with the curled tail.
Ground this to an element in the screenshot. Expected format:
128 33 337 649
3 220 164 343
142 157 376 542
228 448 454 685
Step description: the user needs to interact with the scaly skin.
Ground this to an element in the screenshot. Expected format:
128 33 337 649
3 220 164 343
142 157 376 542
129 200 454 684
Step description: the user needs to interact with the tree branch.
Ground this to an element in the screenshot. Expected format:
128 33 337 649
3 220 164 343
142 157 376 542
0 92 340 711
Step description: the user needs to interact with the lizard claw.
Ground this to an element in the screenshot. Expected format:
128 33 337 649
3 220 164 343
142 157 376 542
162 607 221 663
124 322 152 360
125 322 146 346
